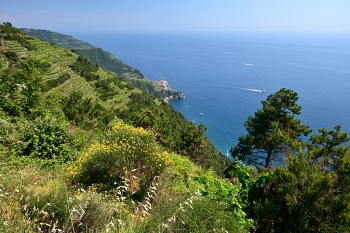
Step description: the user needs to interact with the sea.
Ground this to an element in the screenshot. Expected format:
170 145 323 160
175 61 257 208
72 31 350 155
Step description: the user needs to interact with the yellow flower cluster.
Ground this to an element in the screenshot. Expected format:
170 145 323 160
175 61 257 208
67 122 171 185
67 143 110 177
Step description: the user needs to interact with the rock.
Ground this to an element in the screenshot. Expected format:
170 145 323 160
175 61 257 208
153 80 172 91
153 80 185 102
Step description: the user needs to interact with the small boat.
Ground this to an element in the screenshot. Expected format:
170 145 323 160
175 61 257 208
199 113 204 116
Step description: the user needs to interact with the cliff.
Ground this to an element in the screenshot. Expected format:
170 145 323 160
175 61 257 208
153 80 185 102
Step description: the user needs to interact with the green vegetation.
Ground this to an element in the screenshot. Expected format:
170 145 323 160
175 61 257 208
228 89 350 232
20 28 95 49
68 122 172 197
20 28 184 100
1 23 349 232
1 23 241 232
231 88 311 170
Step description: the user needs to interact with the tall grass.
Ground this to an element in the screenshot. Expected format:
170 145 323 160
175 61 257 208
0 123 252 232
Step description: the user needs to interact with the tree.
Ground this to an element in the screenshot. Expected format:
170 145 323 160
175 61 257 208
227 126 350 232
2 22 13 27
308 125 350 170
17 59 44 112
61 91 102 127
0 59 43 116
231 88 311 170
247 153 350 232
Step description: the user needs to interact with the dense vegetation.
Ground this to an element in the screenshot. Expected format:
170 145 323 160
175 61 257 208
1 23 350 232
229 88 350 232
20 28 184 100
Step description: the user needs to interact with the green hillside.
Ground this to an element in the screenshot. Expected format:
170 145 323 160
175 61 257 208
1 24 350 232
1 24 228 170
0 23 253 232
20 28 184 100
20 28 95 49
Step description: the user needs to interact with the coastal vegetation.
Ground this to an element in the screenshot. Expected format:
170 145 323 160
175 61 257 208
1 23 350 232
229 89 350 232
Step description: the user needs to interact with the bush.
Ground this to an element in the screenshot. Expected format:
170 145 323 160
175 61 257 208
43 73 70 91
162 195 247 233
142 166 253 233
20 181 71 231
194 170 254 231
70 56 99 81
17 115 72 166
4 50 18 62
61 91 103 128
247 154 350 232
68 122 171 196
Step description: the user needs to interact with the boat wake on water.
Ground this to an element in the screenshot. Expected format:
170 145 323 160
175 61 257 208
239 88 266 93
241 63 255 66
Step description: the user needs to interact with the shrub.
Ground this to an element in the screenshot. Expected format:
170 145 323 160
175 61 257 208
19 115 72 166
0 114 72 166
61 91 103 128
194 170 254 231
4 50 18 62
247 154 350 232
68 122 171 197
43 73 70 91
70 56 99 81
20 181 71 232
162 195 246 233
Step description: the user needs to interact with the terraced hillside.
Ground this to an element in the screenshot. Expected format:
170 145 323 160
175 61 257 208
20 28 184 100
0 30 141 116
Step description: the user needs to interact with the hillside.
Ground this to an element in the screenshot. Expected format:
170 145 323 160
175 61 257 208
0 24 254 233
1 24 229 170
20 28 184 100
2 24 350 232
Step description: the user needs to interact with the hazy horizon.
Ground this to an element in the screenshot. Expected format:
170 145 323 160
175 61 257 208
1 1 350 34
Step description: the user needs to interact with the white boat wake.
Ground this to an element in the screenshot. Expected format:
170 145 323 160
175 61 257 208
241 63 255 66
239 88 266 93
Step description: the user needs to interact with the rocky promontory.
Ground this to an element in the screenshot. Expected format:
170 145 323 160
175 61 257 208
153 80 185 102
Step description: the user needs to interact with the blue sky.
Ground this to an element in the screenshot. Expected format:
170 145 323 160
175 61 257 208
1 0 350 33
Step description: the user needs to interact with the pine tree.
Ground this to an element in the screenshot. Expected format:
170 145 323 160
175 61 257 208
231 88 311 169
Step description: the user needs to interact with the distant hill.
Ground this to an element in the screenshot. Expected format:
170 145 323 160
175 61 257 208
20 28 184 100
20 28 95 49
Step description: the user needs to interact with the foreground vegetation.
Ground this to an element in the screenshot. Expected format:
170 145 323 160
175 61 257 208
1 23 350 232
0 122 252 232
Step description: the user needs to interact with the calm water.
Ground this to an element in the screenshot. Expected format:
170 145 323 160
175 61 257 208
73 32 350 154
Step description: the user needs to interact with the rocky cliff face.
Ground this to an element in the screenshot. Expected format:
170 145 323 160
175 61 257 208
153 80 172 91
153 80 185 102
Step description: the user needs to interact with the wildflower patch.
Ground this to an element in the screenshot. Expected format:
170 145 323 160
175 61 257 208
68 122 171 196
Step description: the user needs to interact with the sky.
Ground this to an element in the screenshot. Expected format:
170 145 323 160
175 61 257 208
1 0 350 34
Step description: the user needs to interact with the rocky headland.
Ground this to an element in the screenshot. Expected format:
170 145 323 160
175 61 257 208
153 80 185 102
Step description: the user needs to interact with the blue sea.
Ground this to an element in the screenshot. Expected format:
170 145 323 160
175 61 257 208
73 32 350 155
